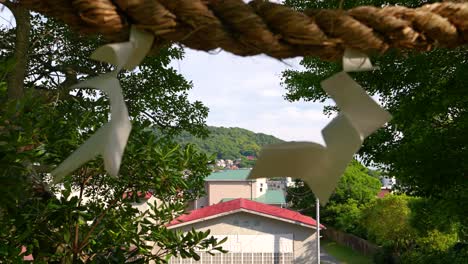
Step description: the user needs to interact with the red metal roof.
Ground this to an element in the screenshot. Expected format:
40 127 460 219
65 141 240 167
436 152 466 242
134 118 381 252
21 246 33 261
377 188 391 198
168 198 325 229
122 191 153 200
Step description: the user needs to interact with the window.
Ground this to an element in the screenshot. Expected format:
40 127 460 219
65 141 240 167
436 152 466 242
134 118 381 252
260 188 263 192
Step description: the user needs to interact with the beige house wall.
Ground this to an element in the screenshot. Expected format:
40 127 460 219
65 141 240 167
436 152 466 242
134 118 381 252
188 178 273 210
207 181 256 205
171 212 318 264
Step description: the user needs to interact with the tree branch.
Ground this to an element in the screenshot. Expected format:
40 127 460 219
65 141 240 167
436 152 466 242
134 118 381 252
6 3 30 100
77 194 122 252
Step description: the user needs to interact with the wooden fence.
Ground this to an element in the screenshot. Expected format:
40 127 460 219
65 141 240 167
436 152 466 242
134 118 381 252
322 227 379 256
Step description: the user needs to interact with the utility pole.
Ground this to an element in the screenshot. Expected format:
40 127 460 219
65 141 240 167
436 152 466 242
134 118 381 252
316 197 320 264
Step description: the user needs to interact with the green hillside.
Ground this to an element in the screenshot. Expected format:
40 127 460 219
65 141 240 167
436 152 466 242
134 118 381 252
176 126 284 160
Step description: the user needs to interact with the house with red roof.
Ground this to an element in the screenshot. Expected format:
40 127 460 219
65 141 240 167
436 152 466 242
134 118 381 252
188 169 288 210
168 198 324 264
377 187 392 198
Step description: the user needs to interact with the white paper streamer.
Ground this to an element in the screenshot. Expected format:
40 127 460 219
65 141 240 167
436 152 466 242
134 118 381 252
249 49 391 205
52 27 154 183
342 49 376 72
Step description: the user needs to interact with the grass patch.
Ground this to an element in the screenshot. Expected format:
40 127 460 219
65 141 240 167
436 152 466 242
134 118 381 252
321 239 373 264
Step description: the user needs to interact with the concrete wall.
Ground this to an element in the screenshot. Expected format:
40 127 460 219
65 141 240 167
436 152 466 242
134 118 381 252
171 212 317 264
195 195 209 208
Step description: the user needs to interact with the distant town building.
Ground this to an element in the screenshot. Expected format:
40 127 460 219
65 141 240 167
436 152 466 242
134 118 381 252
377 176 396 198
377 187 392 198
215 159 227 168
189 169 287 210
267 177 293 193
380 176 396 188
168 198 324 264
226 159 234 167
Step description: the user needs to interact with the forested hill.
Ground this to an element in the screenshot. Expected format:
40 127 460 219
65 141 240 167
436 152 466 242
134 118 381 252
176 126 284 159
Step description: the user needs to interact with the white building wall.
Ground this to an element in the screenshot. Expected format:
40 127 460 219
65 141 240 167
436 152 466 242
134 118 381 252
211 234 293 253
256 178 267 197
169 212 317 264
381 176 396 188
266 178 292 193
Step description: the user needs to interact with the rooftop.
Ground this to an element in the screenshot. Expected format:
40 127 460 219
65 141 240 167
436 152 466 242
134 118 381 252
255 190 286 204
220 190 286 205
206 169 252 181
168 198 325 229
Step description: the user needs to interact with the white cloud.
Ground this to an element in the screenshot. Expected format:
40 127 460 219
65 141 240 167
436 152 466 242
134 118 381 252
257 88 283 98
171 49 331 143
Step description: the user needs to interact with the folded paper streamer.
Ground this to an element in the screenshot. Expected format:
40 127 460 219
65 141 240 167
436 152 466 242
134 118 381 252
248 49 391 205
52 27 154 183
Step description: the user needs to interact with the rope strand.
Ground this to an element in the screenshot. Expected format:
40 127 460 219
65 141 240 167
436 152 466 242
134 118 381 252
16 0 468 60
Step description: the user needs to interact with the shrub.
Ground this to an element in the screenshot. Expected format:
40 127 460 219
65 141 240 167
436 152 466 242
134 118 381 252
401 243 468 264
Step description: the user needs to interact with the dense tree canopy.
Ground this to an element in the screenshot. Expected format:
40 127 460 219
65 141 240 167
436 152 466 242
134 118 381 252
0 6 224 263
361 195 462 263
176 126 284 160
282 0 468 242
0 13 208 137
287 160 381 233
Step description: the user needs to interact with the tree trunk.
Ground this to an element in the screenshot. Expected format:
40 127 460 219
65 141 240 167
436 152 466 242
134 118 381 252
6 3 30 100
3 2 54 199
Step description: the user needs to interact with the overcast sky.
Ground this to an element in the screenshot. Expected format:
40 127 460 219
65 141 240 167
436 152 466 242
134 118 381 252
1 3 331 143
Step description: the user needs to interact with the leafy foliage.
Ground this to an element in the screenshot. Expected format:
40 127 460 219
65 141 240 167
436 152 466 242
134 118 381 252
287 160 380 235
400 243 468 264
0 10 224 263
176 126 284 160
283 0 437 13
326 199 364 235
362 195 460 263
284 0 468 247
0 14 208 137
361 195 418 251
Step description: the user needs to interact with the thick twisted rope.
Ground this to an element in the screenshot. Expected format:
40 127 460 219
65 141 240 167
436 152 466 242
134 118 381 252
15 0 468 60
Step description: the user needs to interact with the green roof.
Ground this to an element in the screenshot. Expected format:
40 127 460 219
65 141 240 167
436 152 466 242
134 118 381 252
206 169 252 181
219 190 286 205
220 198 238 203
255 190 286 205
